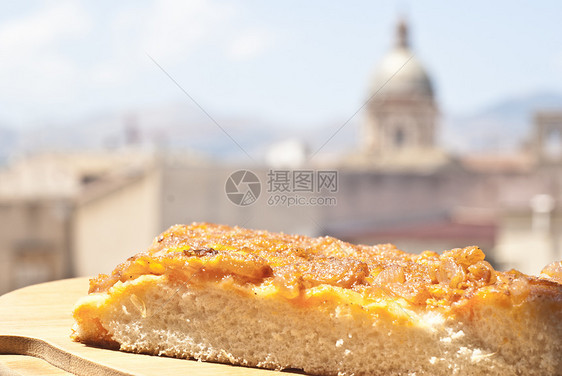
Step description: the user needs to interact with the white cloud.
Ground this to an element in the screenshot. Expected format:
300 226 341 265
140 0 234 63
0 1 90 53
92 0 237 90
227 31 272 61
0 0 275 124
0 1 91 118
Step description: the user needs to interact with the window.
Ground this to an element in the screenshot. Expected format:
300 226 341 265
544 127 562 159
394 128 405 148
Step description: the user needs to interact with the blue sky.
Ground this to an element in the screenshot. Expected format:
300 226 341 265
0 1 561 128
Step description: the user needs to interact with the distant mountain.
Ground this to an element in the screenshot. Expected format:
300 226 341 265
442 91 562 154
4 91 562 163
298 119 359 157
12 103 287 162
8 101 358 163
300 91 562 157
0 127 17 165
302 91 562 157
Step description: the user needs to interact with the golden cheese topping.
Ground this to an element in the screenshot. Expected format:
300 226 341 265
89 223 562 312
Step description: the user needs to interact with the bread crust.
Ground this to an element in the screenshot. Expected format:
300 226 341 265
72 223 562 375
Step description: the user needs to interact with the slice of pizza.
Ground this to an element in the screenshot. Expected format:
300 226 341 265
72 223 562 375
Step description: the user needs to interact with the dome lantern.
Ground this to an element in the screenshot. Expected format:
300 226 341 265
371 19 434 98
396 18 409 49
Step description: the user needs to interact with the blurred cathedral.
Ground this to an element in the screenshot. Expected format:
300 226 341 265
348 19 448 170
332 18 562 275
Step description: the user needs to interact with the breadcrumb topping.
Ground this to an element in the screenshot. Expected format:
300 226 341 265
89 223 562 311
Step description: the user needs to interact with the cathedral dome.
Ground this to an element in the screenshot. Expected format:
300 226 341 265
371 20 434 97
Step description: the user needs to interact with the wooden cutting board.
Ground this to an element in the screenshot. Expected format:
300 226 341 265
0 278 285 376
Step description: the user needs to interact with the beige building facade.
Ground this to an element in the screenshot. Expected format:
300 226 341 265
0 151 159 293
73 166 161 277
